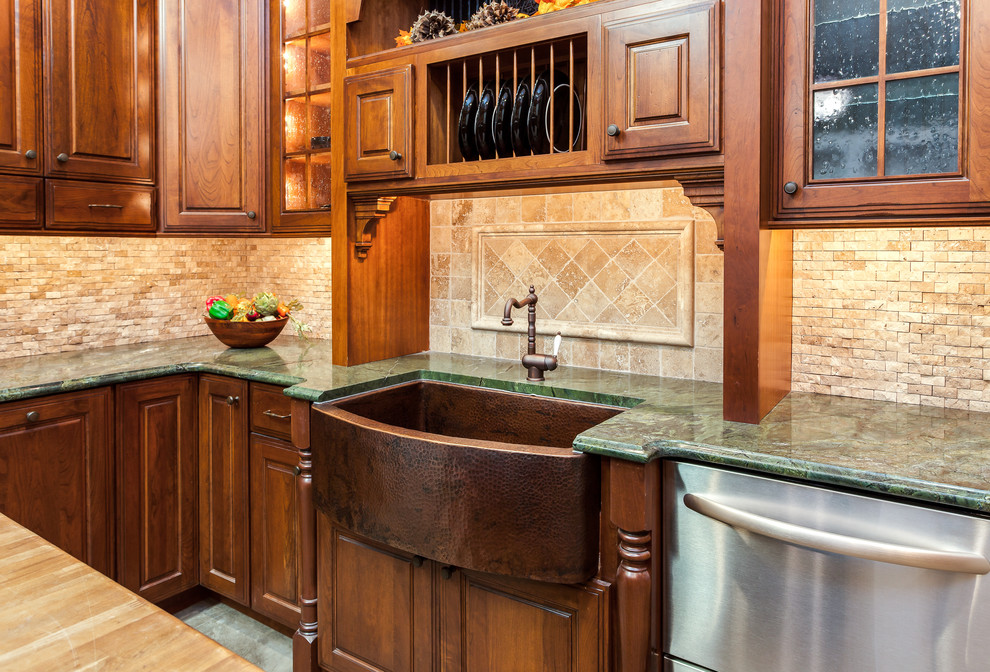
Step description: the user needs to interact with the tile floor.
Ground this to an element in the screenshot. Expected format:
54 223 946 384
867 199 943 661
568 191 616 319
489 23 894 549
175 598 292 672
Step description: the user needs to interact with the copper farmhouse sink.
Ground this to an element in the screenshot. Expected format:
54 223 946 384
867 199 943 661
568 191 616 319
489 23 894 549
311 380 621 583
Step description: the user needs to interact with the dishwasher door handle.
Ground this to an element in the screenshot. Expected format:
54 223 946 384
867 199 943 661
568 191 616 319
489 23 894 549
684 493 990 575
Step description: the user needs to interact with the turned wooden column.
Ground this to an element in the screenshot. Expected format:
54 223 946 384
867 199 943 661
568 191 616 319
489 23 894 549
609 458 661 672
292 398 318 672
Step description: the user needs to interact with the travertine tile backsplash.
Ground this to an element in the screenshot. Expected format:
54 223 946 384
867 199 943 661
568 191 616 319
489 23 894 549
793 228 990 411
429 188 725 381
0 237 332 359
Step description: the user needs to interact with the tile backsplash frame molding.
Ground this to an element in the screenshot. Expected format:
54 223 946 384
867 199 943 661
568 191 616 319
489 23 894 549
471 218 696 346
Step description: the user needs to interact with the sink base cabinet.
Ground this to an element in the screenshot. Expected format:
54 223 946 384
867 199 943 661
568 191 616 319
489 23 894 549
116 376 199 602
317 515 609 672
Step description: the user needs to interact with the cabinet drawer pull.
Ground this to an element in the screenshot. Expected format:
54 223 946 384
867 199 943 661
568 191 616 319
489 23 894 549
25 149 37 160
606 124 621 137
225 395 240 406
88 204 124 209
25 411 40 423
263 410 291 420
389 150 402 161
56 152 69 163
247 211 257 219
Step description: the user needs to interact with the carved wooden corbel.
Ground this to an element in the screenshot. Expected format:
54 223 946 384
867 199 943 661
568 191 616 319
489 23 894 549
351 195 396 260
680 178 725 250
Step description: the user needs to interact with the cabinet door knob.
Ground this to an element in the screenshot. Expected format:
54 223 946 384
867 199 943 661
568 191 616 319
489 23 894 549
292 466 302 476
226 395 239 406
412 555 424 568
389 150 402 161
247 211 257 219
56 152 69 163
25 149 37 160
440 566 454 580
25 411 40 423
783 181 799 195
606 124 621 137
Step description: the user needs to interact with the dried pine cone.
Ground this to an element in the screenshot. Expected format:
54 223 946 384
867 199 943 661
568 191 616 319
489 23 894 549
466 1 521 30
505 0 538 14
410 10 457 42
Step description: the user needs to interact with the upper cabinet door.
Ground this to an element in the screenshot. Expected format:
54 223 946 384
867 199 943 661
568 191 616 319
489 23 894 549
603 0 720 160
344 65 413 181
0 0 42 174
160 0 267 233
776 0 990 221
45 0 154 182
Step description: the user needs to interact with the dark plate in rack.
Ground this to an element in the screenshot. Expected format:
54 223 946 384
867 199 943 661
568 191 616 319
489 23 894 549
493 81 514 158
475 81 497 160
458 83 480 161
510 79 531 157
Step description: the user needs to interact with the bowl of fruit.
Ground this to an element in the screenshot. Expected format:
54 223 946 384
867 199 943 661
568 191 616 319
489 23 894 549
204 292 307 348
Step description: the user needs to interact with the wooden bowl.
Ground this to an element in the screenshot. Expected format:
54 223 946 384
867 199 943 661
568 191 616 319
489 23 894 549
204 316 288 348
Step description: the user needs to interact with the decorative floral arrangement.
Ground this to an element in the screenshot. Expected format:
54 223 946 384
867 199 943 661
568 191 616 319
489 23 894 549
394 0 600 47
205 292 310 336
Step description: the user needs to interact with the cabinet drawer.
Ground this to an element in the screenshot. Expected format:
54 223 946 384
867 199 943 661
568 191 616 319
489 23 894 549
47 180 156 233
0 176 43 231
250 383 292 440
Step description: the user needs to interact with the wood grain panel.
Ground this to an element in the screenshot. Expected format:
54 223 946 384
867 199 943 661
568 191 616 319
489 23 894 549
0 388 112 576
344 66 413 181
199 375 250 604
117 376 199 603
46 0 154 181
160 0 266 232
46 179 156 232
249 383 293 441
0 175 42 230
0 0 41 174
250 433 302 628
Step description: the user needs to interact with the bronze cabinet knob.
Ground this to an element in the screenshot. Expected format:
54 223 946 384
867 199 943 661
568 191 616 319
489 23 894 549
440 566 454 580
412 556 424 568
56 153 69 163
783 181 799 195
25 150 37 159
25 411 40 423
389 150 402 161
247 211 257 219
225 395 239 406
292 466 301 476
606 124 621 137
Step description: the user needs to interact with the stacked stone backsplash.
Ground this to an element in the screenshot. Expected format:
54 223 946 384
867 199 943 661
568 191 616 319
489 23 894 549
0 236 332 359
429 188 725 381
793 228 990 411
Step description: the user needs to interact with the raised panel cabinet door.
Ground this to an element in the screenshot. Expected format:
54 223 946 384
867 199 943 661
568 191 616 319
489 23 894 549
45 0 154 182
317 519 433 672
249 433 302 629
0 388 113 576
160 0 266 233
603 0 720 159
116 376 198 603
0 0 42 174
344 66 413 181
440 568 608 672
199 375 250 605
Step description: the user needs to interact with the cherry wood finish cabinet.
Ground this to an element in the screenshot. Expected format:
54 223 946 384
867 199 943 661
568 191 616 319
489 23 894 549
116 376 199 602
198 375 251 605
344 66 414 182
0 175 44 231
0 388 113 576
159 0 267 234
0 0 42 175
317 518 607 672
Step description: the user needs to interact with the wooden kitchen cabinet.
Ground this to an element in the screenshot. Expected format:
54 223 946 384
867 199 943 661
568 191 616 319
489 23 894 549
0 0 42 175
159 0 267 233
344 66 413 182
46 0 155 182
603 0 720 160
199 374 251 605
116 376 199 603
0 176 43 231
0 388 113 576
774 0 990 223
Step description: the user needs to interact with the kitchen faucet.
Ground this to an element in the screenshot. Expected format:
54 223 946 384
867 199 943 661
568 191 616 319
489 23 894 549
501 285 562 382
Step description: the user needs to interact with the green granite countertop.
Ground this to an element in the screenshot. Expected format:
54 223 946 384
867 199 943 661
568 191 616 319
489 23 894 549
3 334 990 513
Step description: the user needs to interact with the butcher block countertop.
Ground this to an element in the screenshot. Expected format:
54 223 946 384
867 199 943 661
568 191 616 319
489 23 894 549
0 514 260 671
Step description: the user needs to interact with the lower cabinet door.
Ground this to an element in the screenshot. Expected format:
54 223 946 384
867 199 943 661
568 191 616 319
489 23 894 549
0 388 113 575
439 568 609 672
250 433 302 628
116 375 198 602
317 516 433 672
199 375 250 604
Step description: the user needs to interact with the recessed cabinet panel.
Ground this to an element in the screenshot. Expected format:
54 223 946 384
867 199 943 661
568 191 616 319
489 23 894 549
604 0 720 159
0 0 42 174
0 176 43 230
344 66 413 181
47 180 156 233
46 0 154 182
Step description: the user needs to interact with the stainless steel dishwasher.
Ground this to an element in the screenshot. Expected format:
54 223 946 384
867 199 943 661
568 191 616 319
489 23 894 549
663 461 990 672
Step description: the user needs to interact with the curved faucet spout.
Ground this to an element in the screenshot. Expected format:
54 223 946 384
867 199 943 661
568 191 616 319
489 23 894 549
501 285 538 326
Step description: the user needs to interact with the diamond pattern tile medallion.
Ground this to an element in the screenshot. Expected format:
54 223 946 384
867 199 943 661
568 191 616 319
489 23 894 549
472 220 695 346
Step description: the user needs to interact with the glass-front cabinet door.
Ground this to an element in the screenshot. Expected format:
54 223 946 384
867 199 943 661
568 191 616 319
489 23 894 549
775 0 990 223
